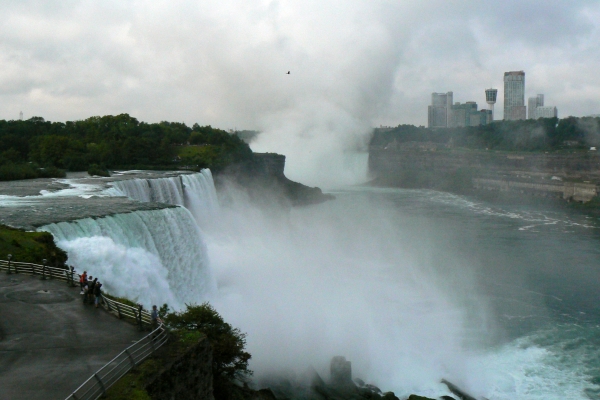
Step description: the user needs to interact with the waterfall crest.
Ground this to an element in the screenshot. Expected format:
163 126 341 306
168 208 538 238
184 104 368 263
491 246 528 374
40 207 215 309
109 169 219 226
111 176 185 205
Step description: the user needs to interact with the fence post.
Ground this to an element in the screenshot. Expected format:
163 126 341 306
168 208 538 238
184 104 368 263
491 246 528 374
93 373 106 396
137 304 144 331
116 303 122 319
125 349 136 368
6 254 12 275
68 266 76 287
41 259 48 280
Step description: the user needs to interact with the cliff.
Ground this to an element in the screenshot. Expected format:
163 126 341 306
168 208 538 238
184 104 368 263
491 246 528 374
217 152 334 206
369 144 600 202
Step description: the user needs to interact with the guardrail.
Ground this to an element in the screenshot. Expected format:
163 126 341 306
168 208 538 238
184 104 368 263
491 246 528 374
1 256 167 399
65 323 169 400
0 258 152 327
0 258 77 285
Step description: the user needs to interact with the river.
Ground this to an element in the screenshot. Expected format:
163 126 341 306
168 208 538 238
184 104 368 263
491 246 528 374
8 172 599 399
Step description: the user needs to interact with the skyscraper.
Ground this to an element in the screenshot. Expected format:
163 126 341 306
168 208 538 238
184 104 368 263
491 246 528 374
428 92 453 128
503 71 526 120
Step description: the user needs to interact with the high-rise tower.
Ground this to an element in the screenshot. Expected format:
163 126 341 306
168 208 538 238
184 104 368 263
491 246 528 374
503 71 526 120
485 88 498 120
428 92 453 128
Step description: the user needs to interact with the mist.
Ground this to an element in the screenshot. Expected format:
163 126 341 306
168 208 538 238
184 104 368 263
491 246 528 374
201 182 499 397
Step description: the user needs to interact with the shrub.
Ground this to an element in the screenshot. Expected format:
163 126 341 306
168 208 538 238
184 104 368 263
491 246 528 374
88 164 110 177
164 303 252 398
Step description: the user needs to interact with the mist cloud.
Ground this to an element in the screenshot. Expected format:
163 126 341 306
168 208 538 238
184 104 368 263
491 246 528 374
2 1 600 185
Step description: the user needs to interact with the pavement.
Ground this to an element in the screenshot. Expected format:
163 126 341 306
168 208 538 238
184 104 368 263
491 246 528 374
0 272 146 400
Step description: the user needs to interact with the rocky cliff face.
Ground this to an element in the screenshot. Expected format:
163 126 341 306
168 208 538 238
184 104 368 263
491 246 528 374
369 146 600 202
217 152 334 207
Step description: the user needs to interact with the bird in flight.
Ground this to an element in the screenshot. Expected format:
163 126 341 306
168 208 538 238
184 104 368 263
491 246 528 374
286 71 290 74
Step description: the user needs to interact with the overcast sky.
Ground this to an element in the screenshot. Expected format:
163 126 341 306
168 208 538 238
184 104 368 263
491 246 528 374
2 1 600 183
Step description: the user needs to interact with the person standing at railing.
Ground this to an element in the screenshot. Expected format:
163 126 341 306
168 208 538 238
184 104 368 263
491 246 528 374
151 305 161 330
79 271 87 294
82 281 89 304
94 282 103 308
88 277 97 304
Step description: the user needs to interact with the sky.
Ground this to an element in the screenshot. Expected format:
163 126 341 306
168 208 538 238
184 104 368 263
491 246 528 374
2 1 600 184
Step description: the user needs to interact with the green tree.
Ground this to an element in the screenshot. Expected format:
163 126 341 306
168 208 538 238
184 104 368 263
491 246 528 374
164 303 252 382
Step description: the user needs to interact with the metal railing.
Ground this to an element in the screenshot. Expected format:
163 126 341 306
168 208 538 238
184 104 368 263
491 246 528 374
1 256 167 400
0 258 152 326
65 323 169 400
0 258 77 285
102 295 152 327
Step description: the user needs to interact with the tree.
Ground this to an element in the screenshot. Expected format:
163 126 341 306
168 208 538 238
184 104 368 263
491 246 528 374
164 303 252 383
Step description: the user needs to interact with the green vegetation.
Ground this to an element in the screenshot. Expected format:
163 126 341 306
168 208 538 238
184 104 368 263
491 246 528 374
104 303 251 400
0 225 67 267
371 116 600 152
87 164 110 177
0 162 65 180
104 332 205 400
0 114 253 180
164 303 252 398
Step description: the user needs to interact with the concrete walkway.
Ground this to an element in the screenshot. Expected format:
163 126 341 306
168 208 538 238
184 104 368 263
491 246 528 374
0 272 145 400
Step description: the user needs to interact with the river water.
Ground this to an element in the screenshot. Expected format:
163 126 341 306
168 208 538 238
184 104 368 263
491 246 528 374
9 172 598 399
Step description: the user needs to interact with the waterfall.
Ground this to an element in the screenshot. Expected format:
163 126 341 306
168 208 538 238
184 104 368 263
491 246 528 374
110 176 185 205
109 169 219 227
39 207 215 309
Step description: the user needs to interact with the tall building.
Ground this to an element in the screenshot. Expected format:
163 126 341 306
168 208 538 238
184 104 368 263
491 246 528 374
528 94 544 119
504 71 526 120
428 92 453 128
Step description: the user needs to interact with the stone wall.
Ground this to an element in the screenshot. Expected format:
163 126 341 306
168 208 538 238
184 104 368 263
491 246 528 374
145 336 214 400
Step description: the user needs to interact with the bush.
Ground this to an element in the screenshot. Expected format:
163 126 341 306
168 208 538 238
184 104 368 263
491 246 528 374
88 164 110 177
164 303 252 398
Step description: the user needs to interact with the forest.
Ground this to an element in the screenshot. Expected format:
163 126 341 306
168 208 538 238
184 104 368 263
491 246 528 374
371 116 600 152
0 114 253 180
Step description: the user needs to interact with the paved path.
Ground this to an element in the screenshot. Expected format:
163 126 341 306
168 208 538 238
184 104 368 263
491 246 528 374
0 273 145 400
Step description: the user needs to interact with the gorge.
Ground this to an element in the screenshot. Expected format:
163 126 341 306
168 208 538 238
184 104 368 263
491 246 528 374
2 154 600 400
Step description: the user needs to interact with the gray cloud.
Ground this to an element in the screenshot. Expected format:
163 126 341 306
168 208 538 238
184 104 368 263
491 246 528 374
1 1 600 184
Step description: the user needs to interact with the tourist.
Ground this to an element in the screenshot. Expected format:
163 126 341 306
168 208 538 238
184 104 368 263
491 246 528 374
82 282 88 304
79 271 87 294
94 282 103 308
151 305 160 329
88 277 97 304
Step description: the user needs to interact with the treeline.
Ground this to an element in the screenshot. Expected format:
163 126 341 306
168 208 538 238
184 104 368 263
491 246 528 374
0 114 253 180
371 116 600 152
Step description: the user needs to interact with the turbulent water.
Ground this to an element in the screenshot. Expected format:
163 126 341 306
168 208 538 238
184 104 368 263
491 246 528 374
27 170 600 399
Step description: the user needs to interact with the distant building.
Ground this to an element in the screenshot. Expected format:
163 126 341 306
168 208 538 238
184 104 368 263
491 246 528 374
428 92 453 128
504 71 526 120
527 94 558 119
429 92 491 128
448 101 492 127
536 106 558 118
485 88 498 120
528 94 544 119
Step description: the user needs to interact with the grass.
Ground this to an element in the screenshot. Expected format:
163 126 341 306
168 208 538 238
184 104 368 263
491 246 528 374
0 225 67 267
